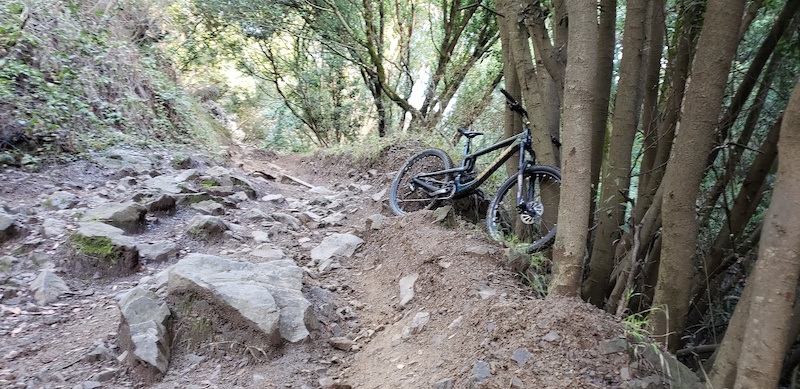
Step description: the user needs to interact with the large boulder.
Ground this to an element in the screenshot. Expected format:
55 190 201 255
0 211 18 244
185 215 229 241
167 254 315 346
29 270 71 305
82 201 147 234
117 287 172 382
69 222 139 275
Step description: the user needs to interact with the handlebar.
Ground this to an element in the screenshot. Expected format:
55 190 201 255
500 88 528 117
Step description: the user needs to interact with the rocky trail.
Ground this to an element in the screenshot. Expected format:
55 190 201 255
0 144 697 389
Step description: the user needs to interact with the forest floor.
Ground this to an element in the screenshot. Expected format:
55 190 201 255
0 141 672 388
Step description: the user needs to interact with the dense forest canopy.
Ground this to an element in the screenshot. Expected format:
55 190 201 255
2 0 800 387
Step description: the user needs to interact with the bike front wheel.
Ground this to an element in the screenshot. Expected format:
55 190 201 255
486 165 561 252
389 148 454 216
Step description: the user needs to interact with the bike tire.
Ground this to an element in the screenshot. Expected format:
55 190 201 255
389 148 454 216
486 165 561 252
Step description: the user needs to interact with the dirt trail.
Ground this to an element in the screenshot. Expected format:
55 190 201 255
0 144 654 388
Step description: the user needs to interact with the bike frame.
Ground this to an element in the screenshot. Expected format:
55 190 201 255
411 126 537 200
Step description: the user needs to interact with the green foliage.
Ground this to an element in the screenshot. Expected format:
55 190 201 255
0 0 225 160
70 234 116 264
522 251 552 298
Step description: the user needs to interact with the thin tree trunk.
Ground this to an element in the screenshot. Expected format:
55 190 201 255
589 0 616 228
732 77 800 389
705 0 800 170
686 118 781 332
651 0 745 352
498 0 556 167
701 36 787 219
640 0 700 206
636 0 666 209
584 0 648 306
550 0 598 297
498 4 525 176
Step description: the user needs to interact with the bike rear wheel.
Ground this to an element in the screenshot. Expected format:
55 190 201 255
486 165 561 252
389 148 454 216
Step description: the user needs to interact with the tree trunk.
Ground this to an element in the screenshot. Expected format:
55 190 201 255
650 0 745 352
584 0 648 306
550 0 598 297
498 3 525 176
718 77 800 389
589 0 616 228
498 0 557 167
635 0 666 209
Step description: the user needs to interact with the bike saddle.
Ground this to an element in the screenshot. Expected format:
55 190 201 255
458 128 484 139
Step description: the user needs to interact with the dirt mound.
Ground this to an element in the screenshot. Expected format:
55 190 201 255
332 210 640 388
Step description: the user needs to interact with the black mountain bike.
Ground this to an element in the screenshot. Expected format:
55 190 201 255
388 89 561 252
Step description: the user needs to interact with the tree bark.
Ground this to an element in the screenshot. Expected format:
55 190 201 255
731 78 800 389
635 0 666 209
584 0 648 306
498 0 556 167
650 0 745 352
588 0 616 228
550 0 598 297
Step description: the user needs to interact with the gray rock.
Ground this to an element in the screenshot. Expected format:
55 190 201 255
371 189 387 202
328 336 354 351
251 244 285 261
190 200 225 216
511 348 532 368
41 218 67 238
310 233 364 264
205 167 258 199
227 191 249 203
186 215 229 241
29 270 71 305
434 378 455 389
599 338 630 355
399 273 419 308
510 376 524 388
261 194 285 203
308 186 335 195
365 214 390 230
174 169 199 183
45 191 79 210
81 201 147 234
94 149 154 175
637 342 704 389
71 222 139 275
542 330 561 342
471 360 491 385
0 212 18 244
242 208 271 221
117 287 172 381
321 212 346 225
144 194 176 214
251 231 270 243
407 311 430 334
145 175 186 195
137 241 178 262
299 211 323 224
272 212 301 229
168 254 315 343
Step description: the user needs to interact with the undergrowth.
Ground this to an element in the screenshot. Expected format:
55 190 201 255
0 0 227 166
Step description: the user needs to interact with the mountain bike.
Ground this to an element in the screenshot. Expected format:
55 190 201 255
388 89 561 252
